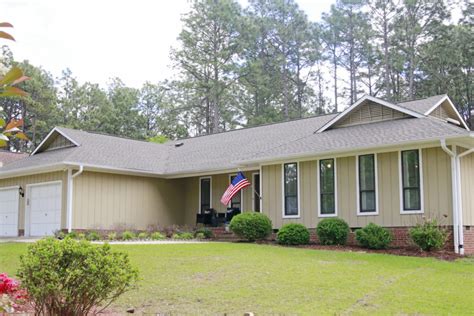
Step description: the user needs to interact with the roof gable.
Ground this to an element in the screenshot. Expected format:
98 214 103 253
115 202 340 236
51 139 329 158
425 96 469 130
316 95 424 133
31 127 80 155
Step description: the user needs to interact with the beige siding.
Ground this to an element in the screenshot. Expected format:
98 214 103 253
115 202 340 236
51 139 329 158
0 171 68 231
429 105 450 120
461 152 474 226
45 134 74 151
72 171 185 230
261 147 453 229
335 101 409 128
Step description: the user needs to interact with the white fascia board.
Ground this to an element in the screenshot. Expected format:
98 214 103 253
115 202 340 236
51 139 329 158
315 95 424 134
425 95 470 131
31 127 81 156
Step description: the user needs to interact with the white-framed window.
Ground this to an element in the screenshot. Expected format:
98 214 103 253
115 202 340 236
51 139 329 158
199 177 212 213
356 154 379 215
252 172 261 212
399 149 424 214
229 174 243 210
282 162 299 218
318 158 337 217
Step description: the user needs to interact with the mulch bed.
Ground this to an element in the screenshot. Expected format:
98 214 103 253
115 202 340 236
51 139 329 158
252 240 462 261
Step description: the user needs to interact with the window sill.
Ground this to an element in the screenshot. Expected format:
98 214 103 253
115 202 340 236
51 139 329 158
400 210 424 215
357 212 378 216
318 213 337 218
283 215 300 219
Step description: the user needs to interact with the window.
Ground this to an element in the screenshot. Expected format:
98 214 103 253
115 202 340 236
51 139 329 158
229 175 242 210
283 163 298 217
401 150 422 211
253 173 261 212
199 177 211 213
358 154 377 214
319 159 335 215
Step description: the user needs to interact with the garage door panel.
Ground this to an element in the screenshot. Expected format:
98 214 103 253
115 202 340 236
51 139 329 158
0 188 19 237
28 183 62 237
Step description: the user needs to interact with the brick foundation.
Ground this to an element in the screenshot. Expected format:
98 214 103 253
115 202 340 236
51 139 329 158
211 226 465 253
463 226 474 255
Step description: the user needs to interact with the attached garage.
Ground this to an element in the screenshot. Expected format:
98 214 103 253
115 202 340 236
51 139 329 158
0 186 20 237
25 181 62 237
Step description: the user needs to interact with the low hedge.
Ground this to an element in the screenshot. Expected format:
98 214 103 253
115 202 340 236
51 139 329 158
229 212 272 241
355 223 392 249
409 219 448 251
277 223 310 245
316 218 350 245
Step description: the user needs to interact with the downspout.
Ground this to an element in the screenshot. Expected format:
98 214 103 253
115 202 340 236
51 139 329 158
440 140 459 254
457 148 474 256
67 165 84 233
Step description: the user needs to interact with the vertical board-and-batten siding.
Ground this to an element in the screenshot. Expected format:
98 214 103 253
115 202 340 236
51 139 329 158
0 171 68 230
334 101 409 128
72 171 185 230
262 147 453 229
461 152 474 226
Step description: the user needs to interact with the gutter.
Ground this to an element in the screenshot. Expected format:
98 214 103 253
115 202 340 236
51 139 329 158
66 165 83 233
440 139 474 255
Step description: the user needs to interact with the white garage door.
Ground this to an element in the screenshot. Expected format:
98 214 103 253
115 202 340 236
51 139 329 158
0 187 19 237
28 182 62 237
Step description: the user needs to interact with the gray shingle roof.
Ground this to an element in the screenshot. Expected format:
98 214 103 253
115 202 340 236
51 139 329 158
397 94 446 114
0 151 28 166
0 95 470 177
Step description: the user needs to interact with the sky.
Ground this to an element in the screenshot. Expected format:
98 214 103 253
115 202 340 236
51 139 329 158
0 0 335 88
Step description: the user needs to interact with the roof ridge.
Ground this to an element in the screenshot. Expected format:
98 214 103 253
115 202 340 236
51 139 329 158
397 94 446 104
56 126 167 149
170 112 338 142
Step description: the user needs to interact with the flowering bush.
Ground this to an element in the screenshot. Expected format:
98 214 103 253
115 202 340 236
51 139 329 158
0 273 27 313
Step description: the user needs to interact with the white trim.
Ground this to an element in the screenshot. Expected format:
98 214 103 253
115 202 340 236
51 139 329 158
252 172 261 212
165 166 259 179
398 149 424 214
317 158 338 218
31 127 80 156
356 153 379 216
424 95 469 131
0 163 66 179
0 185 20 191
0 185 20 237
24 180 63 237
316 95 424 133
66 166 83 233
282 162 300 219
228 174 244 210
198 176 212 214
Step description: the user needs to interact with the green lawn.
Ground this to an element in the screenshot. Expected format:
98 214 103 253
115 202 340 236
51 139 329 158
1 242 473 315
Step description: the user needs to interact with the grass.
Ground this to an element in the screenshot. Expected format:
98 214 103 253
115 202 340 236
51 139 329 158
1 242 473 315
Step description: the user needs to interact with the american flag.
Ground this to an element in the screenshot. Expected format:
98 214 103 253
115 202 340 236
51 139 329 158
220 172 251 205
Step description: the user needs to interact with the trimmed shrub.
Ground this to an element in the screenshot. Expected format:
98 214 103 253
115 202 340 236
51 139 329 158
277 223 310 245
355 223 392 249
66 231 78 239
86 231 101 241
229 212 272 241
137 232 148 240
54 230 66 240
150 232 165 240
316 218 350 245
195 227 214 239
173 232 194 240
17 238 138 315
107 232 118 241
409 219 448 251
77 233 86 240
195 232 206 239
121 231 136 241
